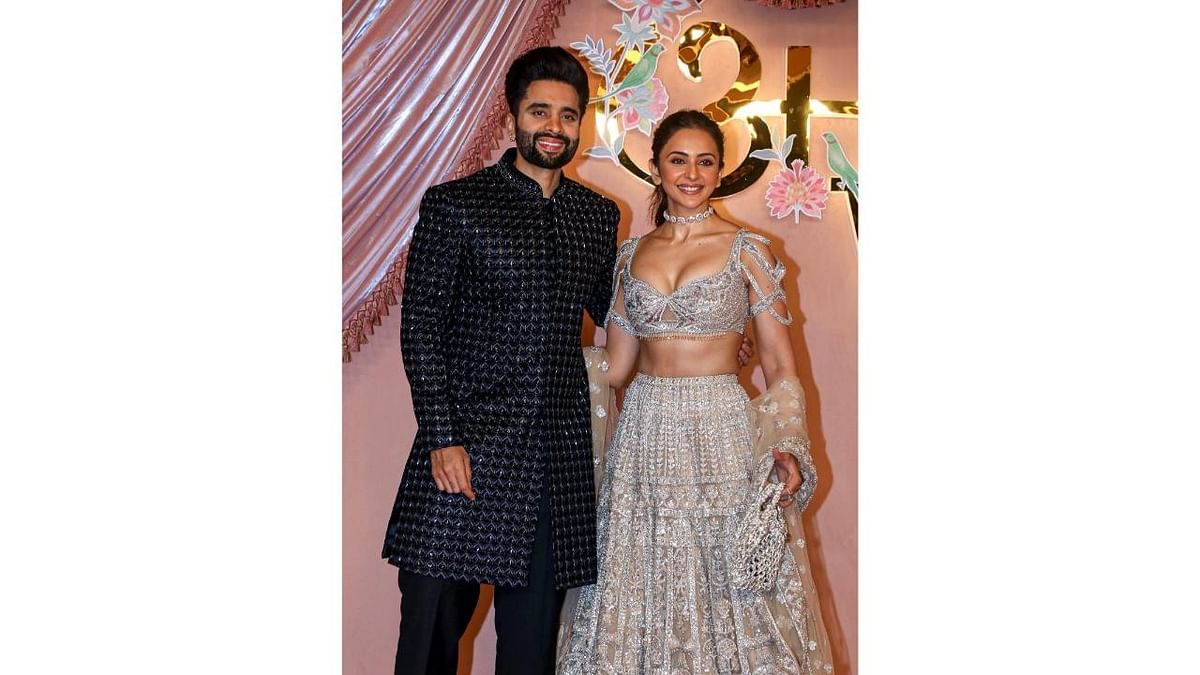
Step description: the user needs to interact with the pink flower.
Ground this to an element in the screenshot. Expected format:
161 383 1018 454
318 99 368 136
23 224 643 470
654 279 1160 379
765 159 829 222
615 77 669 136
608 0 701 39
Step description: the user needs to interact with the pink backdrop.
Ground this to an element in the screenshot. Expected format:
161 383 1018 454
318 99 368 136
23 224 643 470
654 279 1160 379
343 1 857 673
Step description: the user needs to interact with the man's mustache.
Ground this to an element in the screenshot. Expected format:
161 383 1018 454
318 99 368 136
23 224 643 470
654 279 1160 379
533 132 571 144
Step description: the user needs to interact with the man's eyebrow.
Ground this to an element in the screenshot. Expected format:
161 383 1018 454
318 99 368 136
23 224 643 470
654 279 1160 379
524 101 579 116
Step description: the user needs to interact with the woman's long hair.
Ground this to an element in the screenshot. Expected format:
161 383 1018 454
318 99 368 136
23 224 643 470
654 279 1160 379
648 110 725 226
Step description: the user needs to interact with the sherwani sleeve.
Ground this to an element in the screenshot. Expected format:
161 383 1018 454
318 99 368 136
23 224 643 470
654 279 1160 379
400 184 463 456
585 200 620 328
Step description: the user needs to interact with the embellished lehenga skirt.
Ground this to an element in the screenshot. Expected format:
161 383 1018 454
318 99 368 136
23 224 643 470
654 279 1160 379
558 372 834 675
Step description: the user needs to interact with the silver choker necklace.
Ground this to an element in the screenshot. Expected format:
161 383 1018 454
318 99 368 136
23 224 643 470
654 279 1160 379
663 206 714 225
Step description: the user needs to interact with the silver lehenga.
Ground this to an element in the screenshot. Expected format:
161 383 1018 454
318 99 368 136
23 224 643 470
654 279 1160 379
560 232 834 674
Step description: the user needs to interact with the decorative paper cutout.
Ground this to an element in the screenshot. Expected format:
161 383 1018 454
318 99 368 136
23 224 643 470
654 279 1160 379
572 1 701 164
608 0 701 40
820 130 858 200
751 134 830 222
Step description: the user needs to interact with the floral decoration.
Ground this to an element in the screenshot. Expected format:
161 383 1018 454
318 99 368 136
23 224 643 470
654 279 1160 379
616 77 669 136
765 159 829 222
571 0 702 164
608 0 701 40
752 133 830 221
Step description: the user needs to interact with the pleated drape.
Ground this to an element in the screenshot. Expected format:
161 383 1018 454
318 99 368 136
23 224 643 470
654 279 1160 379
342 0 569 361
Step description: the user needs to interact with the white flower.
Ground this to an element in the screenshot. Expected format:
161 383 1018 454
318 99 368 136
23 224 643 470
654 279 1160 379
613 12 656 52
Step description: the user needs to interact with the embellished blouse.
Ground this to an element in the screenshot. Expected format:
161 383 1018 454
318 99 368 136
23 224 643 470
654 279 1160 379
606 228 793 339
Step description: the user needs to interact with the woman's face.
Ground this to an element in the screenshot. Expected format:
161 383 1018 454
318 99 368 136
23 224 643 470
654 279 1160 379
651 127 722 217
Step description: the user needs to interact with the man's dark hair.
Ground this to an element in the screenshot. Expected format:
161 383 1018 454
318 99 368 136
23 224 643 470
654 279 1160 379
504 46 590 116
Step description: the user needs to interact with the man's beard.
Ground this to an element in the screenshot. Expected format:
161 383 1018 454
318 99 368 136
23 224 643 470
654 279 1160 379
515 128 578 170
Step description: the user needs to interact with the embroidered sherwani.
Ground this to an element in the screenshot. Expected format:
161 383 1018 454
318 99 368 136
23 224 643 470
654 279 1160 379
382 148 619 589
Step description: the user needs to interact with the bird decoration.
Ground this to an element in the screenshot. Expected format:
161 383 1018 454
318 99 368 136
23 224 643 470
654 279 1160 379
821 131 858 200
588 43 665 104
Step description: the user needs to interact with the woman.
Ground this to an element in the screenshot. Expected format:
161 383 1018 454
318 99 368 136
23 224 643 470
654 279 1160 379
559 110 835 674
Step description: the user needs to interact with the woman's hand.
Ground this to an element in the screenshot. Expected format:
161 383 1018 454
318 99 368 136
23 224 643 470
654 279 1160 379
771 448 803 506
737 334 754 367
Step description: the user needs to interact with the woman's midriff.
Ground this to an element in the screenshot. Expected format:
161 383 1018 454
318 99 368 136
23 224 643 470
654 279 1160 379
635 331 743 377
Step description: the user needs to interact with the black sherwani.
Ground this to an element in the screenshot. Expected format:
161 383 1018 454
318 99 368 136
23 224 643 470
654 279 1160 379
382 148 619 590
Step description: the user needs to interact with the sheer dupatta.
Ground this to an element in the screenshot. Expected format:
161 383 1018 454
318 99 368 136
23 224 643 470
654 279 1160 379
748 375 835 672
581 346 617 494
555 346 617 663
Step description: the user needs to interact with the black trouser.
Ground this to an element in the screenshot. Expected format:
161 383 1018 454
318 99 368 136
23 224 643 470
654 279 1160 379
394 482 564 675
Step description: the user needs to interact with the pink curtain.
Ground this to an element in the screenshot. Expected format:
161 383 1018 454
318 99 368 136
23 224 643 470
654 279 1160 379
343 0 570 361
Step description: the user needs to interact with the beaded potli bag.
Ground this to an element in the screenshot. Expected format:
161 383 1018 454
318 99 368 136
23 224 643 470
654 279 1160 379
731 375 819 592
729 476 789 592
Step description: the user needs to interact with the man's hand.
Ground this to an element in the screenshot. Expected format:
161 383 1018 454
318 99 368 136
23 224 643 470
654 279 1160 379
737 335 755 367
771 448 803 506
430 445 476 500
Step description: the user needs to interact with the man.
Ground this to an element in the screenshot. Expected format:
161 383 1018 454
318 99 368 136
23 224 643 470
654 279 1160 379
381 46 618 675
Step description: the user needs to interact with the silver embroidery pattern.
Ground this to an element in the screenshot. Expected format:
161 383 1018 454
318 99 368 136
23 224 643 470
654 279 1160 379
607 230 793 339
559 374 831 675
